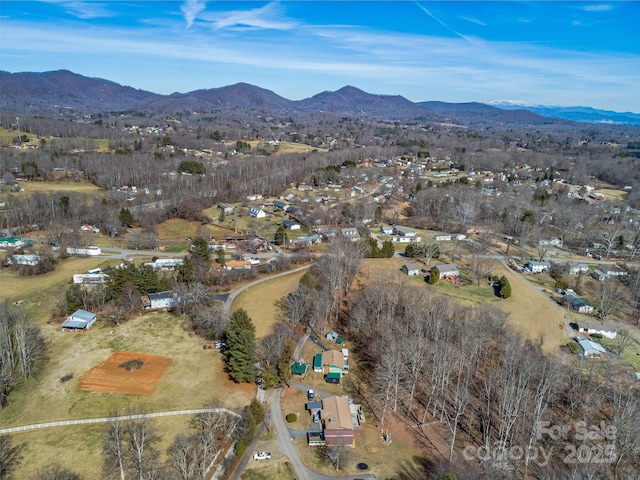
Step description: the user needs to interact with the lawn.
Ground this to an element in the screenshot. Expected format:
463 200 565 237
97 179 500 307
0 313 255 477
0 256 120 320
20 180 103 195
231 269 307 338
240 457 296 480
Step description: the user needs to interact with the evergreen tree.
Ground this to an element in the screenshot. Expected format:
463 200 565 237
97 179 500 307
277 340 295 386
499 275 512 299
119 208 134 227
274 226 288 246
216 248 226 266
380 240 395 258
429 267 440 284
224 309 258 383
175 256 195 284
191 237 210 262
299 271 316 290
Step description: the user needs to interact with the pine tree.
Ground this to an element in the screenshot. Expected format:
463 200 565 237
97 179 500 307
191 237 210 262
119 208 134 227
277 340 295 386
429 267 440 284
175 256 195 283
274 226 288 246
381 240 395 258
499 275 512 299
224 309 258 383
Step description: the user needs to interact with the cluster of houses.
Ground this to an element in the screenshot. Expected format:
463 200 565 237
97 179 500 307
380 225 422 243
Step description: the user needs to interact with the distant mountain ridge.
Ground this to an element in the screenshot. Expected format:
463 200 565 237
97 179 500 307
484 100 640 126
1 69 638 126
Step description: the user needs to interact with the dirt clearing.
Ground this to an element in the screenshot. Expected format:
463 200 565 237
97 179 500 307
78 351 173 395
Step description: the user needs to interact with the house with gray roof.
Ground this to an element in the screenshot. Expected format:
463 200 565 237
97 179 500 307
61 309 97 330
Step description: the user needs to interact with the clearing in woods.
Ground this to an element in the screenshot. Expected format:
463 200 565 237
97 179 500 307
78 351 173 395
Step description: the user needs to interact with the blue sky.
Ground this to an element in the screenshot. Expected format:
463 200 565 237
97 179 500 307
1 1 638 112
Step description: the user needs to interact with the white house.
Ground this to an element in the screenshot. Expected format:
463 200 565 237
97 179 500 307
145 258 184 270
393 226 416 237
563 291 594 315
142 291 176 310
524 261 551 273
575 321 617 339
391 236 422 243
538 237 563 247
568 263 590 275
6 254 40 266
73 273 108 284
61 309 97 330
248 206 266 218
380 226 394 235
67 246 102 256
434 263 460 278
341 227 360 242
401 262 421 276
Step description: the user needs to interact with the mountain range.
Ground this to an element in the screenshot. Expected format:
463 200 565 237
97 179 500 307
1 69 639 127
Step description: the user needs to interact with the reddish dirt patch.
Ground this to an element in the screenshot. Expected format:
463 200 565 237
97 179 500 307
78 351 173 395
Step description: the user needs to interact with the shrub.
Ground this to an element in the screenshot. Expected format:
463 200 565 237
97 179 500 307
428 268 440 284
286 413 297 423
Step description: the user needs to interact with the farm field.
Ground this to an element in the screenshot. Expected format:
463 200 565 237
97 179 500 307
231 269 307 338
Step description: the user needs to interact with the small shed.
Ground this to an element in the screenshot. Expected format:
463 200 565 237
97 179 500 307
326 330 339 341
61 309 97 330
291 363 308 377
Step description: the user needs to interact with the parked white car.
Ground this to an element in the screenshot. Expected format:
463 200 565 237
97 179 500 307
253 451 271 461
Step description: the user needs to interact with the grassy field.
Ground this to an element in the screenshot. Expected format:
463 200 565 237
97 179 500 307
0 256 119 320
240 456 296 479
357 258 568 355
1 313 255 477
231 269 307 338
20 180 103 194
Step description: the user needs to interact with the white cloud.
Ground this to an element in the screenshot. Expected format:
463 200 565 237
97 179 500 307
199 2 298 31
582 4 613 12
41 0 114 19
181 0 207 29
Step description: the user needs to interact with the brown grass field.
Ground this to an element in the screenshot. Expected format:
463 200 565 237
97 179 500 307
78 351 173 395
231 269 307 338
357 258 568 355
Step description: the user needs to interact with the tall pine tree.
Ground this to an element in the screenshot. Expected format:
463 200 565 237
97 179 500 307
224 309 258 383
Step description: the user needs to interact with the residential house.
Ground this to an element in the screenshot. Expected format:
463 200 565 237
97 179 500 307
61 309 97 330
248 207 266 218
145 258 183 270
318 350 347 384
246 194 263 201
224 259 252 270
563 291 594 314
401 262 421 276
142 291 176 310
6 254 40 266
576 337 607 358
0 237 24 248
434 234 452 241
66 246 102 256
280 220 301 230
538 237 563 247
295 234 322 247
524 261 551 274
340 227 360 242
391 236 422 243
434 263 460 279
568 263 590 275
274 200 289 211
217 203 234 214
72 273 108 284
591 266 628 282
380 226 394 235
393 226 416 237
320 396 358 447
575 321 617 339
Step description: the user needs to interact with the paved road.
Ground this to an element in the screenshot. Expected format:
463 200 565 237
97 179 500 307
0 408 240 435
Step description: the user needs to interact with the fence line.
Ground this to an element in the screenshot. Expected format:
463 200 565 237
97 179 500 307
0 408 240 435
